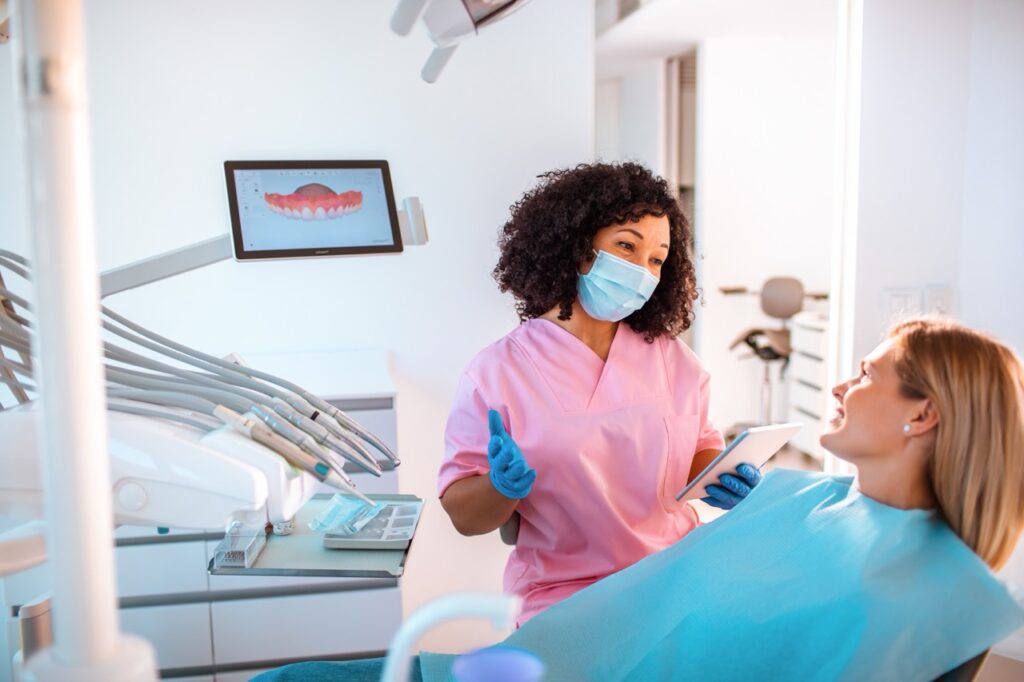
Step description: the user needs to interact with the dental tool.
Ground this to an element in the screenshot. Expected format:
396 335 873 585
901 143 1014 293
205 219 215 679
103 366 358 488
270 397 382 475
214 406 373 504
106 362 374 480
100 311 387 468
245 403 356 486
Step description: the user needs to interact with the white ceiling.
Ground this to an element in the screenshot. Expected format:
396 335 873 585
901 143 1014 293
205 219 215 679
597 0 837 78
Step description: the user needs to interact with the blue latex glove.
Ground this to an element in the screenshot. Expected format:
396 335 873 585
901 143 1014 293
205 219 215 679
487 409 537 500
701 462 762 510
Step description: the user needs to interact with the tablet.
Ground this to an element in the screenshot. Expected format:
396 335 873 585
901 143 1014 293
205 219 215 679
675 423 803 502
225 160 403 260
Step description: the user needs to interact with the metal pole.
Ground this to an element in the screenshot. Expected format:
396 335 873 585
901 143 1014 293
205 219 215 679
12 0 156 678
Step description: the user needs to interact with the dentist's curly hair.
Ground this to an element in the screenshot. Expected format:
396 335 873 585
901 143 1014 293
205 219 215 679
492 162 697 342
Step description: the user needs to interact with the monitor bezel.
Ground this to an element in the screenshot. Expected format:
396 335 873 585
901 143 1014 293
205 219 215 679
224 159 404 260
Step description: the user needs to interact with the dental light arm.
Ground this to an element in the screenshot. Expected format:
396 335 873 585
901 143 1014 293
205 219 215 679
390 0 536 83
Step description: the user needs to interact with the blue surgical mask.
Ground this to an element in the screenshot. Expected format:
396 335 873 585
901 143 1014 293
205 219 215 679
577 250 660 322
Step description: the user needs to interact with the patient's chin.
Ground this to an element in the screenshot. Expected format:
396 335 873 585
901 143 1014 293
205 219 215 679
819 431 847 461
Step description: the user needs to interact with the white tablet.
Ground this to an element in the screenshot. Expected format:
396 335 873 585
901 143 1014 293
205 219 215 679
675 423 803 502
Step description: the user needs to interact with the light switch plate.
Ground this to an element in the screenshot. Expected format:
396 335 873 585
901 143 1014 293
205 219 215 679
924 285 955 317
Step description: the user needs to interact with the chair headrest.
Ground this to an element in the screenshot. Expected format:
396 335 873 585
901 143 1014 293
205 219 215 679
761 277 804 320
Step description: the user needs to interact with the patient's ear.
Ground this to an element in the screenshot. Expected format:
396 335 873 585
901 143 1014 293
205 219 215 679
907 399 939 436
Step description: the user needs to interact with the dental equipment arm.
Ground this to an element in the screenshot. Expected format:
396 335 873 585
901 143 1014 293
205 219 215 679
100 303 399 464
103 367 359 489
98 343 370 483
105 398 220 433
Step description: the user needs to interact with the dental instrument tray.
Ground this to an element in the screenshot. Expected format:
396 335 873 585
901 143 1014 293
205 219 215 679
321 499 423 550
207 493 423 578
675 422 803 502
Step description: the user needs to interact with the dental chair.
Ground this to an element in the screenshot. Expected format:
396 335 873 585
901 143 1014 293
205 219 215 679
723 277 806 438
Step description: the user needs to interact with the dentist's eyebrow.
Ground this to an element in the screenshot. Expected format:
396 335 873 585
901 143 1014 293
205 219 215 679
615 228 669 250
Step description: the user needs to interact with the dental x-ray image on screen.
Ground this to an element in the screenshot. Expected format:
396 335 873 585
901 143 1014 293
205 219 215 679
225 160 403 260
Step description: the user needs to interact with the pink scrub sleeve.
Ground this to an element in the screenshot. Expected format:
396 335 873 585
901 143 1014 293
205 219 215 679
438 374 492 498
694 371 726 453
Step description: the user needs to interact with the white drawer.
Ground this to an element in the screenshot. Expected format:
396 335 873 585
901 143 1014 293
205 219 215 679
791 323 827 360
119 602 213 669
210 586 401 664
790 382 826 420
116 540 210 597
789 352 827 390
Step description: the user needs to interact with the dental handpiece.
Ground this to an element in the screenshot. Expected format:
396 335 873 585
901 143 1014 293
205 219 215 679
270 398 382 476
247 403 356 488
214 406 373 504
280 394 377 457
215 405 328 477
290 393 400 465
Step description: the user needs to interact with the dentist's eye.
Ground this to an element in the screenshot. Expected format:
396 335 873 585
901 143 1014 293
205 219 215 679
617 241 635 252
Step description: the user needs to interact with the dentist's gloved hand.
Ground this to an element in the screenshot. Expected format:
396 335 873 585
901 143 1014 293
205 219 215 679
487 409 537 500
701 463 762 510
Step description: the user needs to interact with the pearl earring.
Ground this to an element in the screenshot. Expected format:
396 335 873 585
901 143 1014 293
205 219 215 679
903 424 911 434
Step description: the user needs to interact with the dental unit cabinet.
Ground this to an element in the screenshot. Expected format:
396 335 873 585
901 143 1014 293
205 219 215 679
1 350 406 681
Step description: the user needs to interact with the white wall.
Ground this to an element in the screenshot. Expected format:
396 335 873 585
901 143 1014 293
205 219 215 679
847 0 972 364
0 0 594 654
694 36 835 432
959 0 1024 348
958 0 1024 661
614 60 666 172
594 78 621 160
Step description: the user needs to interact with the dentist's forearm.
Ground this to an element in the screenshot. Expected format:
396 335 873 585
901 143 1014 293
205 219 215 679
441 475 520 536
687 448 722 483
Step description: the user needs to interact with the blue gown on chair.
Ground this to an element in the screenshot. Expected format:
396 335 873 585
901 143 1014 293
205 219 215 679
419 469 1024 681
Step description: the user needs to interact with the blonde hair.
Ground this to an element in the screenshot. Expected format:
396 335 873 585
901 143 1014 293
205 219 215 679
889 318 1024 569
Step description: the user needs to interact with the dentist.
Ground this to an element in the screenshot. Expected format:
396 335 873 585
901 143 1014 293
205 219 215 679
438 162 761 624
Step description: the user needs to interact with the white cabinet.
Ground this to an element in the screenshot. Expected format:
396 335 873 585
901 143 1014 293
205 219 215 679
786 312 830 460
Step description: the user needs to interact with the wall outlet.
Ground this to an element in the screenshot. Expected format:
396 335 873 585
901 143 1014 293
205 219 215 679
883 287 923 322
924 285 955 317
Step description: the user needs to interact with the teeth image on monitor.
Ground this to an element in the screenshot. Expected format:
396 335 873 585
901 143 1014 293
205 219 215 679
263 182 364 221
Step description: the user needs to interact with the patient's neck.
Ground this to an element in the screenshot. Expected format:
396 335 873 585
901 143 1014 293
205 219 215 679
854 457 937 511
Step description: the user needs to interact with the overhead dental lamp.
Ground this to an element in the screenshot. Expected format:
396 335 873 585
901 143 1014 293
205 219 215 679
391 0 535 83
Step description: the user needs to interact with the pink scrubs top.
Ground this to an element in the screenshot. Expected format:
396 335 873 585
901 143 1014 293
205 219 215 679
439 318 724 624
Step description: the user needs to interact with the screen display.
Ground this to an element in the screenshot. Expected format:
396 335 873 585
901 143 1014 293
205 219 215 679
225 161 402 259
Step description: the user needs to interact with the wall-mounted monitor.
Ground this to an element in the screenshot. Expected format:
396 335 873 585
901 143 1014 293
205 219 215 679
224 160 403 260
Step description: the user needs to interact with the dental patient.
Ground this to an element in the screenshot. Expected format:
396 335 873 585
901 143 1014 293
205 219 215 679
258 318 1024 681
